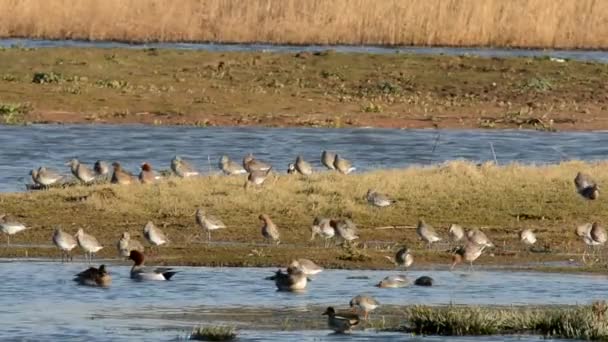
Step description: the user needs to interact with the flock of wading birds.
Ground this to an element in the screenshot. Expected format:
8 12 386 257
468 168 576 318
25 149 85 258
0 152 604 333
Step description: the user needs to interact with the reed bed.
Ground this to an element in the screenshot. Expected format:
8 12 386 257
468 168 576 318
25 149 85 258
405 303 608 339
0 0 606 49
190 325 236 341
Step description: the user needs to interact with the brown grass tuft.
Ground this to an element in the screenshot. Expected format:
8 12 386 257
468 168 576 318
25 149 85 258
0 0 606 49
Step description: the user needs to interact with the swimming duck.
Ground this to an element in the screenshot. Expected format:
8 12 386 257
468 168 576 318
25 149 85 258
129 250 177 281
66 159 96 183
349 295 379 320
376 275 409 288
294 155 313 176
171 156 199 178
321 151 336 170
259 214 280 244
52 227 77 262
219 155 247 175
73 264 111 287
574 172 599 200
195 208 226 241
111 162 135 185
138 162 156 184
416 219 441 248
75 228 103 263
322 307 360 334
333 154 355 174
414 275 434 286
273 265 307 291
289 259 323 276
366 189 395 207
0 214 27 246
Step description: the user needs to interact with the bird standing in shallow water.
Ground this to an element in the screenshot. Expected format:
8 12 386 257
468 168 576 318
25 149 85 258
195 208 226 242
322 307 360 334
75 228 103 263
53 227 77 262
0 214 27 246
117 232 145 257
73 264 111 287
349 295 379 320
451 242 486 271
259 214 280 244
574 172 599 200
273 265 307 291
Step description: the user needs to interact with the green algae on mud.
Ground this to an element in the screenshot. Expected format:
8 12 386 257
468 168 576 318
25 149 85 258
0 46 607 130
0 161 607 270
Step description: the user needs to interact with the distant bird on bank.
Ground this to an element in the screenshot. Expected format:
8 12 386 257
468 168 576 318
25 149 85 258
259 214 280 244
73 264 111 287
310 217 335 247
139 162 156 184
331 219 359 243
333 154 356 174
416 219 441 248
245 168 272 188
111 162 135 185
451 242 486 270
574 172 599 200
195 208 226 241
386 246 414 269
117 232 145 258
75 228 103 263
321 151 336 170
519 228 537 246
143 221 168 252
171 156 199 178
30 167 63 188
242 153 272 173
0 214 27 246
322 307 360 334
129 250 177 281
583 222 607 247
349 295 379 320
466 228 494 248
67 159 96 184
366 189 395 207
94 160 109 177
52 227 77 262
219 155 247 175
294 155 313 176
448 224 465 243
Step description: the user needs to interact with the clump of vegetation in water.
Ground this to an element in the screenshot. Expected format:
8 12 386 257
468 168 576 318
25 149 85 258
190 325 236 341
404 303 608 339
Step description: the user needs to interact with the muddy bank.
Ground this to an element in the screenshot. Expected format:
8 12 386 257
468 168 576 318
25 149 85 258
0 47 607 130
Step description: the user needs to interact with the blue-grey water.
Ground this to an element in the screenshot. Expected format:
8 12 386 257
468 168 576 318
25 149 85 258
1 38 608 63
0 261 600 341
0 125 607 192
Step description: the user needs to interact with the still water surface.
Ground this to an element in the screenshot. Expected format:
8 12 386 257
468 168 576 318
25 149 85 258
1 261 603 340
1 125 607 192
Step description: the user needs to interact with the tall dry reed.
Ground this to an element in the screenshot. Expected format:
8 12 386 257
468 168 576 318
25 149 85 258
0 0 606 49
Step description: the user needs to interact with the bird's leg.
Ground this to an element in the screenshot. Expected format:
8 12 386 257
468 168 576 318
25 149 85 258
207 230 211 242
6 235 10 246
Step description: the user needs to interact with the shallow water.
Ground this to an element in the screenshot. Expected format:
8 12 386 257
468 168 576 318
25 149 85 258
1 125 608 192
1 38 608 63
1 261 604 340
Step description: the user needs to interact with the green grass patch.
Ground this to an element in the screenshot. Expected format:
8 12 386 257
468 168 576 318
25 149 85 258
190 325 236 341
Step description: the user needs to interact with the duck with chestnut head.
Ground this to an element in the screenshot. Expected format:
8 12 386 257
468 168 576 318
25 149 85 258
129 250 177 281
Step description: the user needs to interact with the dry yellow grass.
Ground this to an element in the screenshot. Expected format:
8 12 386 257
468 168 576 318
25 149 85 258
0 0 606 49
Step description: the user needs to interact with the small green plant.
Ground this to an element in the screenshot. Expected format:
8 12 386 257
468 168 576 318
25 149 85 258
338 242 371 262
190 325 236 341
2 74 18 82
362 102 382 113
522 77 553 92
32 71 63 84
0 103 31 125
95 79 129 89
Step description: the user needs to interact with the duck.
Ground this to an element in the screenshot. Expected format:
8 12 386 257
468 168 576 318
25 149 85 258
129 250 177 281
138 162 156 184
289 259 323 276
349 295 379 320
66 159 96 183
195 208 226 241
333 154 355 174
73 264 111 287
94 160 109 177
242 153 272 173
0 214 27 245
466 228 494 248
414 276 434 286
386 246 414 268
287 163 297 174
273 265 307 291
75 228 103 263
321 151 336 170
111 162 135 185
331 219 359 243
322 307 360 334
376 275 409 288
294 155 313 176
310 217 335 247
259 214 280 244
365 189 395 207
451 242 486 270
448 224 465 243
117 232 145 258
574 172 599 200
219 155 246 175
31 167 63 187
519 228 537 246
143 221 168 251
416 219 441 248
52 227 77 262
171 156 199 178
